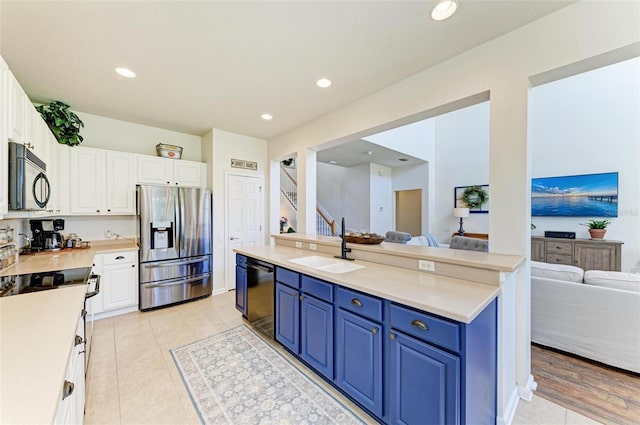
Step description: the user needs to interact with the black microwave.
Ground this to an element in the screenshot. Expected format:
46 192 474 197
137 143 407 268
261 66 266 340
8 141 51 210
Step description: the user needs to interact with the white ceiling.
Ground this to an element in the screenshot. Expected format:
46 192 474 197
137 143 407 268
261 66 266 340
316 138 425 168
0 1 573 140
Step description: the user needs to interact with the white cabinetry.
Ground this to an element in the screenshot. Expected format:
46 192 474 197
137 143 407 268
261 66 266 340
137 155 206 187
0 57 9 216
69 147 136 215
89 250 138 319
54 313 85 425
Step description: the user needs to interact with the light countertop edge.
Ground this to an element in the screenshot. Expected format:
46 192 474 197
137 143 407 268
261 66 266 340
235 245 501 324
272 233 525 272
0 285 87 424
0 239 138 277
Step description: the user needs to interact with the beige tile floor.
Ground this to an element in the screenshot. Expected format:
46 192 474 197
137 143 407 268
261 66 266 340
85 291 601 425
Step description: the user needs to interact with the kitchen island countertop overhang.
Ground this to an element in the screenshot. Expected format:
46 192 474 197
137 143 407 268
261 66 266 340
234 243 520 323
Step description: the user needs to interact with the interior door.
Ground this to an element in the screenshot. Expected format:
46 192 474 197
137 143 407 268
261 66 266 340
226 174 263 290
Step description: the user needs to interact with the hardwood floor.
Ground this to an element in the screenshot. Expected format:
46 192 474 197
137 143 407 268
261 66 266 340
531 343 640 424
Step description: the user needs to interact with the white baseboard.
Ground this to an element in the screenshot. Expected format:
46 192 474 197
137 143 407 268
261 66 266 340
212 288 228 296
92 304 138 321
497 386 521 425
497 375 537 425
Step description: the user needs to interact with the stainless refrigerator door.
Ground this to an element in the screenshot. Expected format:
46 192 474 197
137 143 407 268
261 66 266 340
178 187 212 258
139 273 212 310
138 255 211 284
138 185 180 262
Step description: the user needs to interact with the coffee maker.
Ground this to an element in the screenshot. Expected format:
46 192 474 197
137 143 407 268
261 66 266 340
30 219 65 251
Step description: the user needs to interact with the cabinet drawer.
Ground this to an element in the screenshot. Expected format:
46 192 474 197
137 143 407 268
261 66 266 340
301 275 333 302
545 241 573 254
545 254 573 265
336 286 383 322
236 254 247 267
390 303 460 353
102 250 137 265
276 267 300 289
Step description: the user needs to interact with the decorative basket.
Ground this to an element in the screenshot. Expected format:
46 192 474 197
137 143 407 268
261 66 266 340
344 234 385 244
156 143 183 159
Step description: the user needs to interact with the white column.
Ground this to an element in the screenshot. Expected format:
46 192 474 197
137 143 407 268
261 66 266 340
296 149 317 235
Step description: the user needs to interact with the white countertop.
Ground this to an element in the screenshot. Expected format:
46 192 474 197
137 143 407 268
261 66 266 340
0 285 87 424
0 239 138 277
235 245 502 323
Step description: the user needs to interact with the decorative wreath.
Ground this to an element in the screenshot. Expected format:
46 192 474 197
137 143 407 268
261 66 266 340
460 186 488 209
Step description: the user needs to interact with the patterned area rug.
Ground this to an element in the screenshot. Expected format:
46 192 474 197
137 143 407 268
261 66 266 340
171 325 365 424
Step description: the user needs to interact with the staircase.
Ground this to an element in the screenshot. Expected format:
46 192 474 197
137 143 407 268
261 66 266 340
281 163 337 236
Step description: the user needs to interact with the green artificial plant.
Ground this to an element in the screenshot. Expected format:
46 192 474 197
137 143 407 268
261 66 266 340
36 101 84 146
580 219 611 229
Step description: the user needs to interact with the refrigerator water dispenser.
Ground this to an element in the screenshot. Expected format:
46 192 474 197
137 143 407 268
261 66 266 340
150 222 174 249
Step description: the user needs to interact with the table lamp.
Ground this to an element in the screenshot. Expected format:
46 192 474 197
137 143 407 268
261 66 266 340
453 207 470 235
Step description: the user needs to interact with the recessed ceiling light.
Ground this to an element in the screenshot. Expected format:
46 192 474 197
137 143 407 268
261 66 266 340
261 113 273 120
115 67 136 78
328 160 337 164
366 151 373 155
316 78 332 88
431 0 458 21
398 158 409 162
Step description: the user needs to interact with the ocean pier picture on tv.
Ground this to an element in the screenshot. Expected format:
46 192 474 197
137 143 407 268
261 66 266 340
531 172 618 217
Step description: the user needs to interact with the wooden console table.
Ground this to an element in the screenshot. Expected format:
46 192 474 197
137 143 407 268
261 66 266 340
531 236 623 271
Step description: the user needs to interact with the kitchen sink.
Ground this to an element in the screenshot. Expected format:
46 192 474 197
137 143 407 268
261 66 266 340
288 255 365 274
289 255 338 268
316 262 365 274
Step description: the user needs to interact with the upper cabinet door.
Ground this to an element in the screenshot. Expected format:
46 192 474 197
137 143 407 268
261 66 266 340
174 161 206 187
0 57 9 216
136 155 174 185
7 72 27 144
105 151 136 214
69 147 106 214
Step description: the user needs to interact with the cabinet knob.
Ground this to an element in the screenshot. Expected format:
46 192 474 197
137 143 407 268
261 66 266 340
411 319 429 331
107 209 111 212
166 181 170 184
62 381 74 400
350 298 362 307
131 264 135 268
371 327 378 334
389 333 396 340
96 209 100 213
299 295 304 301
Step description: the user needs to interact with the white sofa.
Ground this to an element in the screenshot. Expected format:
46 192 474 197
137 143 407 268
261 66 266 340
531 261 640 373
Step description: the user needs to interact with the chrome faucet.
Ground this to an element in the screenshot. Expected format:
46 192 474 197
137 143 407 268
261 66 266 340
335 217 354 261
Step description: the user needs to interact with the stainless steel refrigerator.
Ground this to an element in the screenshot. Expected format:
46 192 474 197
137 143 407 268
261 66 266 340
137 185 212 310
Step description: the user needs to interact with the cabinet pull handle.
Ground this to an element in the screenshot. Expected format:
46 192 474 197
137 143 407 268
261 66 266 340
62 381 74 400
371 327 378 334
115 256 125 260
351 298 362 307
389 333 396 340
411 319 429 331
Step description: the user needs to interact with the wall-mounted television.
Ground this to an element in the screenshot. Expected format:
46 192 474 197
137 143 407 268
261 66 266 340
531 172 618 217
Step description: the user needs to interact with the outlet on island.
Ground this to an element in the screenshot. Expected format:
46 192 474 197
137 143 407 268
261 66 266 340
309 243 317 251
295 241 302 248
418 259 435 272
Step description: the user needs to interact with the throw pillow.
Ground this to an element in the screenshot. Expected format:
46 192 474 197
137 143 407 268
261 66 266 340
584 270 640 293
530 261 584 282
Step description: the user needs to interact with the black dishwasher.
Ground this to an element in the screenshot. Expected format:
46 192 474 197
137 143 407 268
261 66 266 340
246 258 274 337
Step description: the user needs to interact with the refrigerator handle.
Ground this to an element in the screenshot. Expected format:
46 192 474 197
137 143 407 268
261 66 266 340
177 187 185 256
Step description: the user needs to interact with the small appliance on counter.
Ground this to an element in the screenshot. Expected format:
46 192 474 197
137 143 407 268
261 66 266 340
29 219 65 252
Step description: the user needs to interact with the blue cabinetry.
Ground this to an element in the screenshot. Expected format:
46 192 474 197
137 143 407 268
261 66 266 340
245 257 497 425
336 308 383 417
235 255 247 315
275 281 299 353
389 330 460 424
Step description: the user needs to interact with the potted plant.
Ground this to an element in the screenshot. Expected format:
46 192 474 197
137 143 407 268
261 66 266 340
36 101 84 146
581 219 611 239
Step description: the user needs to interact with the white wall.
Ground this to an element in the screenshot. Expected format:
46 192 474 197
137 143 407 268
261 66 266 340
531 57 640 272
75 111 202 161
316 162 349 223
266 2 640 421
369 163 393 235
434 102 490 242
201 128 268 295
56 216 135 241
343 164 370 232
